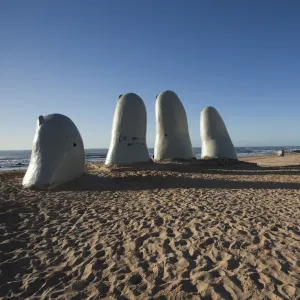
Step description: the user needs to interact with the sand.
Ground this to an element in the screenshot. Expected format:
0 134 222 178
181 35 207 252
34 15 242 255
0 154 299 299
242 153 300 167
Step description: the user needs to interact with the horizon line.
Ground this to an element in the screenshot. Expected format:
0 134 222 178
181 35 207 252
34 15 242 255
1 145 300 152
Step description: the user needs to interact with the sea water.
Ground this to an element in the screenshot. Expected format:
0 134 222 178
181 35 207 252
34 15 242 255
1 147 300 171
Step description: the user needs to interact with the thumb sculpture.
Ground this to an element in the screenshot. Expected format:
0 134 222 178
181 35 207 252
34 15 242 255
105 93 150 165
154 90 194 160
200 106 237 159
23 113 85 189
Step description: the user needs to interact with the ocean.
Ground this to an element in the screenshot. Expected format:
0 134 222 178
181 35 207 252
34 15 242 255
1 147 300 171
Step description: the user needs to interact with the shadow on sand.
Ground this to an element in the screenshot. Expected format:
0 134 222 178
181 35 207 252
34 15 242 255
55 171 300 192
88 160 300 176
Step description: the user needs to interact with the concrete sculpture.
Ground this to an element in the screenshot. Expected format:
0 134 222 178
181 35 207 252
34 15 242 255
23 114 85 189
105 93 150 165
200 106 237 159
154 90 194 160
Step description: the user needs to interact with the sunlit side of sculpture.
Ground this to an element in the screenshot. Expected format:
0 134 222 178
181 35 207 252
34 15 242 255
154 90 194 160
105 93 150 165
200 106 237 159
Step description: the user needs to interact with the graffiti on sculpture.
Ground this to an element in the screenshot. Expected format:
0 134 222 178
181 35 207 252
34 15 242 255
118 135 145 146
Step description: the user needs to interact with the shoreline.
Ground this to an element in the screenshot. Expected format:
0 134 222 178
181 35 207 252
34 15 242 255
0 153 300 172
1 152 300 172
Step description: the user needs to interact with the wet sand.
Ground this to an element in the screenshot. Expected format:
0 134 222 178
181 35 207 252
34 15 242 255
0 155 299 299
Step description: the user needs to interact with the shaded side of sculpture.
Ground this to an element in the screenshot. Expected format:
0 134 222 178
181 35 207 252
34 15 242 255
105 93 150 165
23 114 85 189
200 106 237 159
154 90 194 161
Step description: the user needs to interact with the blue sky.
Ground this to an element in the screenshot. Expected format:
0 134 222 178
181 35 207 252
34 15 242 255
1 1 300 150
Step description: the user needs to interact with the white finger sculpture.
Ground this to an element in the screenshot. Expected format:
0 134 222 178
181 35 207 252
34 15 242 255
105 93 150 165
154 90 194 161
23 114 85 189
200 106 237 159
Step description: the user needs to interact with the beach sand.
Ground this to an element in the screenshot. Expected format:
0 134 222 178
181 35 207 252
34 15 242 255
0 154 299 299
242 153 300 167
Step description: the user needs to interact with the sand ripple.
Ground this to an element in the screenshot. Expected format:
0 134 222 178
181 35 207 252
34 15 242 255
0 162 300 299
